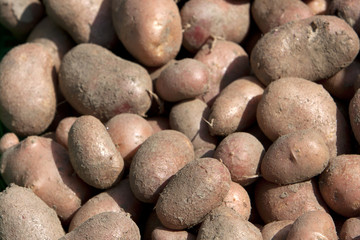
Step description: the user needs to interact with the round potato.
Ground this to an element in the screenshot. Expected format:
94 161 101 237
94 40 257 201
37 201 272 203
222 181 251 220
0 132 19 154
339 217 360 240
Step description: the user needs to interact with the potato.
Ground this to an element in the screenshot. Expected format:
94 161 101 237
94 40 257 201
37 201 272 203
0 132 19 154
147 116 170 133
143 211 164 240
0 184 65 240
155 58 210 102
69 178 143 231
208 76 264 136
286 210 337 240
304 0 329 15
194 39 250 105
257 77 352 158
339 217 360 240
349 89 360 145
251 15 360 86
155 157 231 230
213 132 265 186
105 113 154 168
180 0 250 53
0 43 56 136
61 212 140 240
260 129 330 185
0 0 44 39
112 0 182 67
68 115 124 189
319 154 360 217
152 226 197 240
197 206 262 240
261 220 293 240
27 17 75 72
129 130 194 203
329 0 360 36
254 179 328 223
0 136 95 224
43 0 117 48
169 99 217 151
252 0 313 33
55 116 77 149
59 43 153 122
222 181 251 220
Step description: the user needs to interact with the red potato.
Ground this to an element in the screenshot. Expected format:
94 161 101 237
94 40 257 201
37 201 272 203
339 217 360 240
112 0 182 67
69 178 144 231
222 181 251 220
208 76 264 136
43 0 118 48
0 132 19 154
0 43 56 136
155 58 210 102
55 116 77 149
254 179 328 223
261 220 294 240
329 0 360 36
213 132 265 186
68 115 125 189
0 136 95 224
129 130 195 203
155 157 231 230
180 0 251 53
319 155 360 217
105 113 154 168
252 0 314 33
194 39 250 105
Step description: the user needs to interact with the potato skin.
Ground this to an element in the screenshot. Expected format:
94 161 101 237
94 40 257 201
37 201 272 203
319 155 360 217
261 220 293 240
251 15 360 86
129 130 194 203
112 0 182 67
68 115 125 189
0 43 56 136
222 181 251 220
349 89 360 145
0 184 65 240
55 116 77 149
260 129 330 185
151 226 196 240
0 132 19 154
155 157 231 230
339 217 360 240
329 0 360 36
59 43 153 121
208 76 264 136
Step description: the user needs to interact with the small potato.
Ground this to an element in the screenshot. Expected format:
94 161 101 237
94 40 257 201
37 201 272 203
180 0 250 52
0 184 65 240
69 178 143 231
155 58 210 102
222 181 251 220
252 0 313 33
286 211 337 240
55 116 77 149
0 0 44 39
261 220 293 240
152 226 196 240
194 39 250 105
169 99 217 151
0 43 56 136
129 130 194 203
339 217 360 240
68 115 124 189
60 212 140 240
304 0 329 15
329 0 360 36
251 15 360 86
156 158 231 230
208 76 264 136
59 43 153 122
106 113 154 168
112 0 182 67
0 132 19 154
260 129 330 185
254 179 328 223
319 154 360 217
213 132 265 186
43 0 118 48
197 206 262 240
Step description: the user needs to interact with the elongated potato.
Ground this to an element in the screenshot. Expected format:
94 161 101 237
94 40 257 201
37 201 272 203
155 157 231 230
59 43 153 121
251 15 360 86
0 43 56 136
112 0 182 67
68 115 124 189
0 184 65 240
129 130 194 203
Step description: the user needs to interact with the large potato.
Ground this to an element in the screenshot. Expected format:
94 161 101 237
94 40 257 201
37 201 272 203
59 43 153 122
251 15 360 86
0 43 56 136
112 0 182 67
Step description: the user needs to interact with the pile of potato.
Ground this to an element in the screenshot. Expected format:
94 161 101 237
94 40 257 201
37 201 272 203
1 0 360 239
